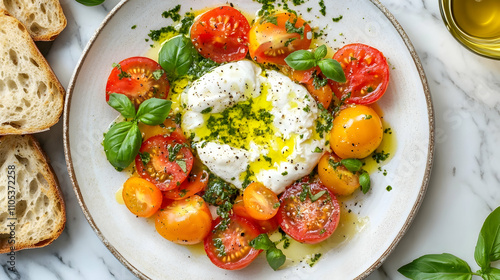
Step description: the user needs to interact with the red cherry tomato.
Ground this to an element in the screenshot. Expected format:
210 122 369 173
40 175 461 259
277 181 340 244
249 12 312 65
135 135 194 191
328 43 390 105
105 56 169 107
163 169 209 200
190 6 250 63
284 66 333 108
204 215 262 270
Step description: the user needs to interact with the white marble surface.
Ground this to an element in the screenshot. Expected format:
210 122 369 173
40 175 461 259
1 0 499 279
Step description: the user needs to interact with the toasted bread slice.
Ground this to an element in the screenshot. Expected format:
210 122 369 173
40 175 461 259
0 0 66 41
0 135 66 253
0 11 65 135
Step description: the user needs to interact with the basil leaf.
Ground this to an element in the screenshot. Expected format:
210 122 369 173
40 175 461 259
158 36 195 80
107 93 136 119
75 0 105 6
317 58 346 83
482 267 500 280
398 253 472 280
103 122 142 171
284 50 316 70
314 45 328 61
359 172 371 194
341 159 363 172
266 248 286 271
474 206 500 268
250 234 274 251
176 160 187 173
310 190 326 202
136 98 172 125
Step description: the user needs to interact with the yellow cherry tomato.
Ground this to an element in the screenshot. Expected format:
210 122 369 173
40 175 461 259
155 195 212 245
122 177 162 218
243 182 279 220
317 153 360 196
330 105 383 159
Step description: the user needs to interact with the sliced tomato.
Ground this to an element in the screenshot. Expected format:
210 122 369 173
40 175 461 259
163 169 209 200
138 114 186 142
106 56 169 107
190 6 250 63
277 181 340 244
243 182 279 220
328 44 389 105
318 152 360 196
284 66 333 108
249 12 312 65
204 215 262 270
233 195 279 233
155 195 212 245
135 135 194 191
122 177 162 218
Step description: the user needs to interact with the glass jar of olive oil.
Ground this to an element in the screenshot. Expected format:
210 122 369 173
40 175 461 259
440 0 500 59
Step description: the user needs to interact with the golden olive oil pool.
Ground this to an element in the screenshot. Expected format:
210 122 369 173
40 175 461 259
451 0 500 39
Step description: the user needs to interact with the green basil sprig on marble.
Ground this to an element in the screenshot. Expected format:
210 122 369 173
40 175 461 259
284 45 346 83
103 93 171 171
399 206 500 280
75 0 105 6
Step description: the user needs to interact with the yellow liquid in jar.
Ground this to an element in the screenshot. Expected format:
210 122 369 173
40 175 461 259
452 0 500 39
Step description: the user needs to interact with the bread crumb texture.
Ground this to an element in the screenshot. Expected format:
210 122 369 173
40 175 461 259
0 13 65 135
0 0 66 41
0 135 65 252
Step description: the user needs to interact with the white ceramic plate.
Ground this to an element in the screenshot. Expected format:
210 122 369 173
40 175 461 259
64 0 434 279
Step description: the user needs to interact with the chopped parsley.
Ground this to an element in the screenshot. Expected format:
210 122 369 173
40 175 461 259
139 152 150 166
162 4 182 21
281 171 288 176
213 238 226 257
308 253 322 267
315 104 333 138
167 143 185 162
386 185 392 191
312 70 328 89
131 25 137 29
201 107 213 114
318 0 326 16
285 18 305 39
112 63 131 80
372 150 390 163
332 15 343 22
365 114 372 120
152 69 164 80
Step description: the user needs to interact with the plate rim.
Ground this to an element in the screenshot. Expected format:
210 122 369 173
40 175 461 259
62 0 435 279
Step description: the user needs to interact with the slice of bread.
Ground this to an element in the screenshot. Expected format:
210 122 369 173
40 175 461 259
0 0 66 41
0 135 66 253
0 11 65 135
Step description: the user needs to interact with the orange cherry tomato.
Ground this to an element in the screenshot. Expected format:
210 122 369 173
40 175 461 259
138 114 186 142
233 195 279 233
318 152 360 196
155 195 212 245
122 177 162 218
249 12 312 65
285 66 333 108
330 105 383 159
243 182 279 220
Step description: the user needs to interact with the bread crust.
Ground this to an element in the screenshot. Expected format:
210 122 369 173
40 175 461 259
0 0 67 41
0 135 66 253
0 12 65 135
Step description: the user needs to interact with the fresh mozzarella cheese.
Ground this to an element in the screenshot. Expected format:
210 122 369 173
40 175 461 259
182 60 327 194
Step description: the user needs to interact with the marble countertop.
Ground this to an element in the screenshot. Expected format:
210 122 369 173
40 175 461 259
2 0 499 279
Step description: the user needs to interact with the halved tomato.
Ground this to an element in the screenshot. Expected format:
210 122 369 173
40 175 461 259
243 182 279 220
190 6 250 63
328 44 390 104
249 12 312 65
318 152 360 196
204 215 262 270
277 181 340 244
138 114 186 142
163 169 209 200
106 56 169 107
135 135 194 191
122 177 162 218
155 195 212 245
233 195 279 233
284 66 333 108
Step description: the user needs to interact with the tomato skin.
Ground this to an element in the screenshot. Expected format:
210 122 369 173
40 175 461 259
277 181 340 244
243 182 279 220
190 6 250 63
233 195 279 233
138 116 186 143
328 44 389 105
106 57 169 107
122 177 163 218
249 13 312 65
330 105 383 159
163 169 209 200
204 215 262 270
155 195 212 245
317 152 360 196
135 135 194 191
285 66 333 108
